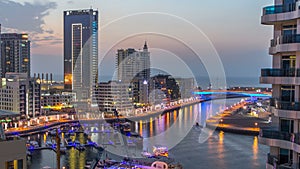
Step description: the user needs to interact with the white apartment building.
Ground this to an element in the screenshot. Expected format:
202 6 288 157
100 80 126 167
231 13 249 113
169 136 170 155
259 1 300 168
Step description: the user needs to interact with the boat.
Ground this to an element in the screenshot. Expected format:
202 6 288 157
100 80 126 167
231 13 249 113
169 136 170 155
46 141 54 147
153 146 169 157
27 141 39 150
141 151 155 158
49 129 58 136
60 145 67 154
120 122 131 133
76 144 86 151
65 138 74 147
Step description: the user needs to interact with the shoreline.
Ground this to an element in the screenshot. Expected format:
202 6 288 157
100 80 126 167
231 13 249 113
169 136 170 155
5 99 203 137
5 95 249 137
205 101 271 136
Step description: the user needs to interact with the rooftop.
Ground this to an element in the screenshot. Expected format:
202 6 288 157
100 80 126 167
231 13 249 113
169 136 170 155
0 110 20 119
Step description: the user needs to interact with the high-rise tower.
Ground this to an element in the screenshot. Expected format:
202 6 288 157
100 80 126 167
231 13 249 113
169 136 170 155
0 33 30 78
116 42 150 103
259 1 300 168
63 9 98 102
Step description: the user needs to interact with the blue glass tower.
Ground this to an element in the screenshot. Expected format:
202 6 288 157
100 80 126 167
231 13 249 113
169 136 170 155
64 9 98 101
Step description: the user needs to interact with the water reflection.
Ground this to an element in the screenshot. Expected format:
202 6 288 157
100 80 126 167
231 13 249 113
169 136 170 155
253 136 258 160
28 98 250 168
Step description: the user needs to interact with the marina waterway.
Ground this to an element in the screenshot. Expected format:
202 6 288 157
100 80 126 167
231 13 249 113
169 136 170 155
27 98 268 169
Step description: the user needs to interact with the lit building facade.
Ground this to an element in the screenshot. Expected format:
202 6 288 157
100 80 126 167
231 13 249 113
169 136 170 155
0 73 41 120
41 92 74 107
95 81 133 116
116 42 150 104
63 9 98 102
259 1 300 168
0 33 30 78
175 77 195 99
149 74 180 104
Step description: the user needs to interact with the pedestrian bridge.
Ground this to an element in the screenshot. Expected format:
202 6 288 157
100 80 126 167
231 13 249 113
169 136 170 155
193 90 271 99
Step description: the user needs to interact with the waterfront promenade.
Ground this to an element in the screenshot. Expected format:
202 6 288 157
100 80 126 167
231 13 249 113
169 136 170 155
5 92 269 137
5 98 204 136
206 100 272 135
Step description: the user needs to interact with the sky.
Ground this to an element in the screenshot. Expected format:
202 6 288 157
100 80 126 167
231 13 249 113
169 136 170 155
0 0 274 81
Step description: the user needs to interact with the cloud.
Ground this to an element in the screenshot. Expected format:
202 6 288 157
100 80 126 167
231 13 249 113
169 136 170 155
0 0 57 33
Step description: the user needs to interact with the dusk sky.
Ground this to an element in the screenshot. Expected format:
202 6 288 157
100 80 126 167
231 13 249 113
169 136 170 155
0 0 273 81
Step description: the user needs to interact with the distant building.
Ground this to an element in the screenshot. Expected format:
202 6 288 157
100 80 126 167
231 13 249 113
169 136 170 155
95 81 133 116
150 74 180 104
116 42 150 104
63 9 99 102
259 1 300 168
0 32 30 78
175 77 195 98
0 73 41 119
41 92 74 107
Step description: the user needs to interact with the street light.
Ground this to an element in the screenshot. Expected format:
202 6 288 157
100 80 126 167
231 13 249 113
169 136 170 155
220 119 223 127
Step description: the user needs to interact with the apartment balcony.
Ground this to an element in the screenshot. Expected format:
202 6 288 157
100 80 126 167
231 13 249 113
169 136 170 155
269 34 300 54
270 98 300 119
259 128 300 153
260 68 300 85
262 3 299 25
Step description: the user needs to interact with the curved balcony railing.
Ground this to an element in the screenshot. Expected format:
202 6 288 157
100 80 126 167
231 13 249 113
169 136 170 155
270 98 300 111
260 129 292 141
271 34 300 47
260 128 300 146
261 68 300 77
263 4 296 15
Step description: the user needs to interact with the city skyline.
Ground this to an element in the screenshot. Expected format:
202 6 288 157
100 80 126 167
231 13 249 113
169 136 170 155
0 0 273 80
0 1 279 169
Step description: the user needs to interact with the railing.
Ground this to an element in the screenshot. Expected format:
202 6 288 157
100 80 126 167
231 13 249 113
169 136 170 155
260 128 300 145
261 68 300 77
263 4 296 15
271 34 300 47
270 98 300 111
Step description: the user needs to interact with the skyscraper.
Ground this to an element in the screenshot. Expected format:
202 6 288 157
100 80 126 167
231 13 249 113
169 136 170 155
259 1 300 168
0 32 30 78
63 9 98 102
116 42 150 103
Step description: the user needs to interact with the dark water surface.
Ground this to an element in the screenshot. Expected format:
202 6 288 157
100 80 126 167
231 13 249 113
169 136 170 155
28 98 268 169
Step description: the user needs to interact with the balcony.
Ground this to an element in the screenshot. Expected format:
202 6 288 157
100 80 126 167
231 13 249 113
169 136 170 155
271 34 300 47
270 98 300 111
269 34 300 54
260 129 294 143
260 68 300 85
259 128 300 153
262 3 299 24
263 5 296 15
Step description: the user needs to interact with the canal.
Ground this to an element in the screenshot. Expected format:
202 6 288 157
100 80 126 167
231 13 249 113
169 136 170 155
27 98 268 169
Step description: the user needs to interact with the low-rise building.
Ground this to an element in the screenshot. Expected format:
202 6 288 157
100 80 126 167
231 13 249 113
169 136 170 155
175 77 196 99
95 81 134 116
149 74 180 104
0 73 41 119
0 112 27 169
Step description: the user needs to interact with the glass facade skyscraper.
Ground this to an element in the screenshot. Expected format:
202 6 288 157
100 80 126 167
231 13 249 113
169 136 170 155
63 9 98 102
0 33 31 78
